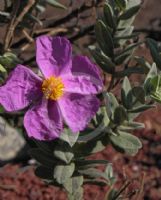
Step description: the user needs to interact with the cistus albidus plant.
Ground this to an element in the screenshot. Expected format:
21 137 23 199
0 0 161 199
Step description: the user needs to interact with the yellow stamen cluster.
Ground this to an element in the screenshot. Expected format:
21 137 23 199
42 76 64 100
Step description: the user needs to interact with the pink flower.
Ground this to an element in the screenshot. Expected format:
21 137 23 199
0 36 103 140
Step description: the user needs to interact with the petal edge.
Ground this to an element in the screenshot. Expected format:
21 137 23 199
58 93 100 133
0 65 42 112
36 36 72 77
24 99 63 141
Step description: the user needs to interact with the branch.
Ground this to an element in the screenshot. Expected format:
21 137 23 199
4 0 35 51
4 0 20 51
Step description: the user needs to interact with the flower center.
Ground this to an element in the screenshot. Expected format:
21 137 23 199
42 76 64 100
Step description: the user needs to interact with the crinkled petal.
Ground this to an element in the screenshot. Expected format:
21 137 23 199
69 55 103 93
58 93 100 132
24 99 63 140
0 65 42 112
36 36 72 77
62 74 103 95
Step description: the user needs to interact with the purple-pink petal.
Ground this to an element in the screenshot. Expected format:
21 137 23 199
24 99 63 140
0 35 104 141
58 93 100 133
62 74 103 95
71 55 103 89
0 65 42 112
36 36 72 77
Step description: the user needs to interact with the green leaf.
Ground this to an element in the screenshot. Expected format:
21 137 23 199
151 93 161 104
114 26 136 46
147 38 161 70
115 26 134 38
118 42 143 56
115 0 127 10
84 179 107 186
78 168 109 181
0 105 5 113
106 93 119 118
127 112 141 121
132 86 145 104
113 106 127 124
76 159 109 169
89 47 115 74
126 0 141 9
105 164 116 185
105 164 113 179
118 121 144 131
75 138 108 156
95 20 114 57
53 144 74 164
46 0 66 9
128 104 155 113
36 4 46 12
35 166 53 180
121 77 133 109
118 17 135 29
109 131 142 155
147 74 161 103
63 176 83 194
87 140 108 154
59 128 79 147
74 132 110 157
0 64 6 73
34 140 53 153
53 163 75 184
115 51 131 65
27 14 43 26
67 186 83 200
29 148 56 168
0 52 20 69
144 63 158 94
134 56 151 72
78 107 109 142
106 189 118 200
127 121 145 129
117 0 141 27
104 3 116 29
115 66 144 78
150 62 160 76
119 5 140 20
0 11 10 17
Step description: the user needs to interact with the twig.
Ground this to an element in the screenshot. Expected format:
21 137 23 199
30 10 40 37
4 0 8 10
20 27 68 52
4 0 35 51
104 185 114 200
11 1 98 50
23 24 93 65
111 180 131 200
135 173 145 200
34 27 67 34
107 74 115 92
12 0 35 29
22 29 34 43
0 184 16 191
4 0 20 51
